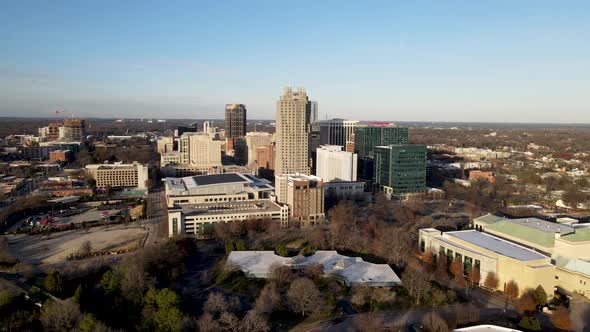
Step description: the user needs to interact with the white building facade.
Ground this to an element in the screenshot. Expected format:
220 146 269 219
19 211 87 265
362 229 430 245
316 145 358 182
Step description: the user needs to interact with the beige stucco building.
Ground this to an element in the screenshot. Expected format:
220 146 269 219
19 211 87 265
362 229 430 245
245 132 272 166
85 162 149 189
178 132 223 167
429 214 590 298
419 229 555 296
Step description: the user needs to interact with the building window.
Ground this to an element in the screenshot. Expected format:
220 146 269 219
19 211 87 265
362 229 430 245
172 218 178 234
446 249 454 263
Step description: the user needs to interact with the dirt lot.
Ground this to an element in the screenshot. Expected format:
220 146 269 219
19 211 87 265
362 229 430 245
6 225 146 265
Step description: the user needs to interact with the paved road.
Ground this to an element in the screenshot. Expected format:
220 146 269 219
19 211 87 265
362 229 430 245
0 271 62 303
293 304 517 332
293 286 518 332
143 188 167 245
569 294 590 332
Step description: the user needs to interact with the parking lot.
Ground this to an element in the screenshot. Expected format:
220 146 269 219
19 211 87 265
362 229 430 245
6 225 146 265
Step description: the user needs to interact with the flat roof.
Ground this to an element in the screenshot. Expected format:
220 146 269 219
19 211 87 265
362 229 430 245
165 173 273 194
192 173 246 186
175 200 282 216
507 217 574 234
454 325 521 332
474 214 506 225
447 230 547 261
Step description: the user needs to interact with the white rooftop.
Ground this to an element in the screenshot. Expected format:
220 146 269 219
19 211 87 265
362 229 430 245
454 325 521 332
227 250 401 287
447 230 547 262
507 217 574 234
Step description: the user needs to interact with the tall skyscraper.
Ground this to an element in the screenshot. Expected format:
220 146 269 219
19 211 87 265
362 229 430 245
306 101 318 125
319 119 359 147
275 87 311 175
225 104 247 138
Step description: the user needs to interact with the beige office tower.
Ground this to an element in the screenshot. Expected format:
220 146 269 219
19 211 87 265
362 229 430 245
246 132 272 166
275 87 311 175
179 132 222 167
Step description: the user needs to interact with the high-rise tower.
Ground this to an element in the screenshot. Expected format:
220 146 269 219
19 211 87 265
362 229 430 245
275 87 311 175
225 104 247 138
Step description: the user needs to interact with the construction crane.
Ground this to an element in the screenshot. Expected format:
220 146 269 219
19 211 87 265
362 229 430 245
52 109 64 121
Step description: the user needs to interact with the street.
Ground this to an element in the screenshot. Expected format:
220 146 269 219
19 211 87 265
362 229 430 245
143 187 168 245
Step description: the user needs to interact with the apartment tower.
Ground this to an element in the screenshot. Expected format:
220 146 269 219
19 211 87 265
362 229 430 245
275 87 311 175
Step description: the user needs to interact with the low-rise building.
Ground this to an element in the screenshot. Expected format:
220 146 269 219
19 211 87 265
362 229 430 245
85 162 149 189
165 173 286 237
168 200 288 238
157 136 175 153
275 173 325 227
324 181 366 200
49 150 72 162
160 151 181 166
419 228 555 296
458 214 590 298
469 170 496 183
164 173 274 208
227 250 401 287
256 144 275 170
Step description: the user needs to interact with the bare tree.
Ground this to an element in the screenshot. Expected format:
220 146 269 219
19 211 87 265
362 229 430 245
218 311 240 332
550 307 572 331
483 272 499 290
421 312 449 332
254 282 280 315
422 250 436 271
374 226 411 267
467 267 481 286
78 240 92 255
203 292 227 316
214 222 232 242
449 258 465 287
401 267 431 305
434 256 449 284
287 277 323 317
196 313 220 332
40 299 82 331
301 263 323 281
351 284 372 309
269 263 294 289
328 200 358 248
241 310 270 332
517 290 537 314
505 280 519 304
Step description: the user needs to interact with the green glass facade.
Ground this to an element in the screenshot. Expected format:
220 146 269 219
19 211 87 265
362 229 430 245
354 126 408 158
374 144 427 195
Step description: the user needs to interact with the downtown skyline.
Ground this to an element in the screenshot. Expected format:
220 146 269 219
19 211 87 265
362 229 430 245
1 1 590 123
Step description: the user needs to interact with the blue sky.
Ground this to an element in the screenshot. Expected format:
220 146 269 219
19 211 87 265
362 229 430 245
1 1 589 122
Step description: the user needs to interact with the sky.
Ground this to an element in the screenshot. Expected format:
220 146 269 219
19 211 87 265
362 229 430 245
1 1 589 123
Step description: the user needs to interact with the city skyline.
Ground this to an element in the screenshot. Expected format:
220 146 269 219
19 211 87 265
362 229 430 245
2 1 590 123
